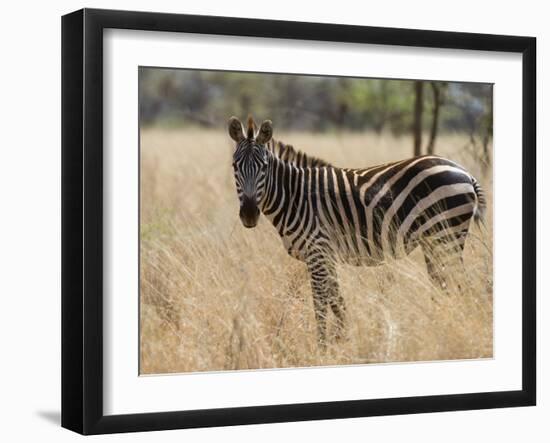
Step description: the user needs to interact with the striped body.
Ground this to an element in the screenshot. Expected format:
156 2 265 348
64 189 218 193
261 152 481 266
229 116 486 346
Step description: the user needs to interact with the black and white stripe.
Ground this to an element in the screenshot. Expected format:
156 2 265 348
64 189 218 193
229 116 487 345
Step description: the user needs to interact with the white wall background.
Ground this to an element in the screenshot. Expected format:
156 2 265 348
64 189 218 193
0 1 545 441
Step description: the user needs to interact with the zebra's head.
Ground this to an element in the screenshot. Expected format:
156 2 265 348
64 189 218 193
228 116 273 228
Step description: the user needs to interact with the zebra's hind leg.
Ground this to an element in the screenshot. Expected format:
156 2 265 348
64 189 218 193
421 242 449 291
421 233 468 292
306 254 344 348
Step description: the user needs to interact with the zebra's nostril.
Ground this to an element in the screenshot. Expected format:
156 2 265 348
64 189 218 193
239 196 260 227
241 196 257 211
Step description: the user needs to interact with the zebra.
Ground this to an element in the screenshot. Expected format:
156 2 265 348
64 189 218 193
228 115 487 346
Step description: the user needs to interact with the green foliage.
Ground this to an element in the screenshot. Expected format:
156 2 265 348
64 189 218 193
139 67 492 139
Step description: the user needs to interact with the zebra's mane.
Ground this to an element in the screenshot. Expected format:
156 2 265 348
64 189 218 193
268 139 331 167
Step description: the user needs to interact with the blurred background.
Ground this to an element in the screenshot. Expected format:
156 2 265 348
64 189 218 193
139 67 492 169
139 67 494 374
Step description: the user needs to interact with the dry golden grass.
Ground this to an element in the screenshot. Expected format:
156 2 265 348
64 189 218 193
139 128 493 375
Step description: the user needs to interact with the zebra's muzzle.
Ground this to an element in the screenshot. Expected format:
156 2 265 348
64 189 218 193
239 196 260 228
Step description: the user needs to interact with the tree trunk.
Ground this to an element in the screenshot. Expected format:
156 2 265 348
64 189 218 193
413 81 424 157
427 82 441 155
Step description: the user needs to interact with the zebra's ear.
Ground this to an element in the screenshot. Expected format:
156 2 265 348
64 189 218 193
228 116 245 143
256 120 273 145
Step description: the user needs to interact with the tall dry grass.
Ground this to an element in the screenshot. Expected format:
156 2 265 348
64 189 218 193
140 128 493 375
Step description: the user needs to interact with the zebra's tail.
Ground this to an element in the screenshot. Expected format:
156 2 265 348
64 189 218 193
472 177 487 228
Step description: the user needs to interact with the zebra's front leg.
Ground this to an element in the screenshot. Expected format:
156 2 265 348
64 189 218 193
329 283 346 342
311 288 328 348
306 254 345 347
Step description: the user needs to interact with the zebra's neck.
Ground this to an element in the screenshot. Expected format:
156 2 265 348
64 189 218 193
260 151 305 235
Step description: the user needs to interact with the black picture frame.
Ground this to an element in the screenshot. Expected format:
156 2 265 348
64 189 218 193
61 8 537 435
